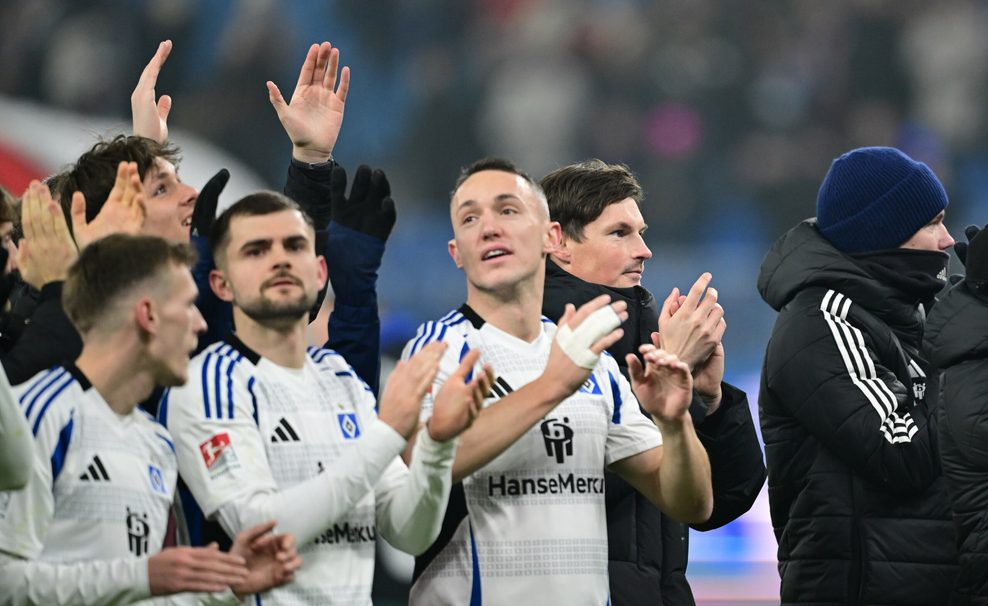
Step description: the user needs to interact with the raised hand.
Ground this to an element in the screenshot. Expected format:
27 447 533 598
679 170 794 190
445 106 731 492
268 42 350 164
147 543 247 595
626 346 694 426
379 341 447 439
656 272 725 371
16 181 78 290
229 521 303 597
651 304 726 416
132 40 173 143
70 161 146 249
544 295 627 397
330 164 396 240
428 349 494 442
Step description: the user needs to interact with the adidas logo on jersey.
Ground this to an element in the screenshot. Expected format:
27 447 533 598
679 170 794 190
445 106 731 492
271 418 301 443
80 455 110 481
488 377 514 400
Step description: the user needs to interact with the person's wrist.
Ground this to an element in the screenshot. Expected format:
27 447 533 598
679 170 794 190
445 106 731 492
291 146 333 166
535 369 576 404
700 391 722 416
652 412 692 434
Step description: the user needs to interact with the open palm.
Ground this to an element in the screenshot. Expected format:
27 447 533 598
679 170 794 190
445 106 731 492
267 42 350 163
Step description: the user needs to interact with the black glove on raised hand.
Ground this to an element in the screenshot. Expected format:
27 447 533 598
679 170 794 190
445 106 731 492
953 225 980 267
329 164 396 241
191 168 230 238
959 223 988 287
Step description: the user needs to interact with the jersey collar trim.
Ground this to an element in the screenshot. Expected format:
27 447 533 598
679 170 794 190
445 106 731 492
64 363 92 390
224 333 262 365
458 303 486 329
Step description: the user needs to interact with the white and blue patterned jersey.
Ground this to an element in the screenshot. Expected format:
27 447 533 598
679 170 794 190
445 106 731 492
403 305 662 605
0 365 177 564
164 334 452 606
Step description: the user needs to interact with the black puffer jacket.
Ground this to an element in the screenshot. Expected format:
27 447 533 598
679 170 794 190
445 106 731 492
544 259 766 606
926 280 988 605
758 220 956 605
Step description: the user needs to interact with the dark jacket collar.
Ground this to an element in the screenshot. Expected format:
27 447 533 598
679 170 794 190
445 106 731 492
543 258 655 312
543 258 658 374
758 220 925 335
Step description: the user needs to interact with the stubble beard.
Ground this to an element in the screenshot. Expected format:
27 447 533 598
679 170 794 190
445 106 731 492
239 290 315 327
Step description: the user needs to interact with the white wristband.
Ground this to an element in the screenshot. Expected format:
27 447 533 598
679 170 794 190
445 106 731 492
555 305 622 369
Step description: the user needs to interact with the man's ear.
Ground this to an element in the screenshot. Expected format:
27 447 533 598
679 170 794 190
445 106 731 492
545 222 565 259
134 296 156 336
448 238 463 268
316 255 328 290
209 268 234 302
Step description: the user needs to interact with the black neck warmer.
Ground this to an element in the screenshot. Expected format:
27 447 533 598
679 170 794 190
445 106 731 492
850 248 949 304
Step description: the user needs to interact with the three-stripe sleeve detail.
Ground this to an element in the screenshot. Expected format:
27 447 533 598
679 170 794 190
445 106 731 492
200 345 245 421
819 290 917 444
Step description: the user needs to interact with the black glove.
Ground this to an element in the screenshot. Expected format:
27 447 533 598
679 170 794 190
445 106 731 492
191 168 230 238
953 225 980 266
960 223 988 287
329 165 396 241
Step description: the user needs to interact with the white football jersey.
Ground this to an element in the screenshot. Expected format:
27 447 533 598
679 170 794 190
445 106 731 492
403 306 662 605
164 336 440 606
0 365 176 563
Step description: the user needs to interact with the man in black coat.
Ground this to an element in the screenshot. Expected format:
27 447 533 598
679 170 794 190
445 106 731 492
926 225 988 605
540 160 765 605
759 147 957 605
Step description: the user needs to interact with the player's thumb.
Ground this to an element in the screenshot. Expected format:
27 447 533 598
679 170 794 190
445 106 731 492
157 95 172 121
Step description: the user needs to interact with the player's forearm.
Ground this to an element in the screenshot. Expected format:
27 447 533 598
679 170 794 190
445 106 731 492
452 378 566 483
215 419 406 545
377 428 457 555
0 551 150 606
652 419 713 524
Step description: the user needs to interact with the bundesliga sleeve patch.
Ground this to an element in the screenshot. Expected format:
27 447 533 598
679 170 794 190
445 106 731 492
199 433 240 477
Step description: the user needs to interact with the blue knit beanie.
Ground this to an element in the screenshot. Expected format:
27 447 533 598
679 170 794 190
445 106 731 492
816 147 949 253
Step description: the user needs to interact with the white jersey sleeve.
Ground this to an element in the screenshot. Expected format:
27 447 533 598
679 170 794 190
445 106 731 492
0 551 246 606
165 344 407 547
373 426 457 555
0 364 32 490
0 551 149 606
142 587 243 606
599 354 663 466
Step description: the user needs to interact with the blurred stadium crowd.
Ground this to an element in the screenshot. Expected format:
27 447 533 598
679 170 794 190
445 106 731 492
2 1 988 604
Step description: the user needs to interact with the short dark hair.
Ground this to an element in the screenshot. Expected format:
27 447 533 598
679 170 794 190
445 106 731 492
540 159 643 242
64 234 196 334
209 191 313 264
43 170 70 202
58 135 181 228
0 185 16 225
453 156 546 198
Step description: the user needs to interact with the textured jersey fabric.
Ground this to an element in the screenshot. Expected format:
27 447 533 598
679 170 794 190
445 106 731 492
404 305 661 605
165 335 455 606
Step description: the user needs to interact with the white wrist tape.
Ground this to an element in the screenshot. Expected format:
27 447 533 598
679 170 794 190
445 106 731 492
555 305 622 369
